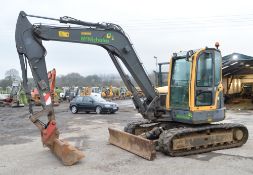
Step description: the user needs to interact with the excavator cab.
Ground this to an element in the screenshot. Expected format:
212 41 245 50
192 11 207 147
168 48 225 124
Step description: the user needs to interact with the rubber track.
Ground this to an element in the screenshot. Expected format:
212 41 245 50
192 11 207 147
158 123 249 156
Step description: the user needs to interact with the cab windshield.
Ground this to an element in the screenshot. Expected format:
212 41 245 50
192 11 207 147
170 58 190 109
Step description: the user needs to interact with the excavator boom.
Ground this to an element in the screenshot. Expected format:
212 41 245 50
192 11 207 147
15 11 160 164
16 11 159 118
48 69 60 106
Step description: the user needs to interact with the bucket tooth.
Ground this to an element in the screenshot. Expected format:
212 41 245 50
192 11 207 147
51 139 85 166
108 128 156 160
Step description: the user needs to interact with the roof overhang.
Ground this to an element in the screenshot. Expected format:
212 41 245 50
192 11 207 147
222 53 253 77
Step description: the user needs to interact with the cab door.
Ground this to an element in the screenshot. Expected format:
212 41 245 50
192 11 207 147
192 49 222 111
195 51 215 108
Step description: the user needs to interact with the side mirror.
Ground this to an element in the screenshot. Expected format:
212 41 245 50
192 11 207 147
186 50 194 61
172 53 177 58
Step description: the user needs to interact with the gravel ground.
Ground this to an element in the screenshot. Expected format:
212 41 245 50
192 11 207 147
0 100 252 175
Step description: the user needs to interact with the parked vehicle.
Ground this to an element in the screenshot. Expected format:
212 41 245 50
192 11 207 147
69 96 119 114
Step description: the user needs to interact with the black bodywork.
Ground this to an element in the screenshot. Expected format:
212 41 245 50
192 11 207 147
69 96 119 113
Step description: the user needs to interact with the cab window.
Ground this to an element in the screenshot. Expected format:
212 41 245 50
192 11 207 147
196 53 213 87
170 58 191 109
214 51 221 86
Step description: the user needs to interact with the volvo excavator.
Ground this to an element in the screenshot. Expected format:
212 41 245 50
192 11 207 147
15 11 248 165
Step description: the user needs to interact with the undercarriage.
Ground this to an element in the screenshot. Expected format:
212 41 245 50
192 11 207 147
111 120 249 158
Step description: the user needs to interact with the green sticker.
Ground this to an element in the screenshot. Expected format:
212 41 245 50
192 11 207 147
80 36 110 44
176 112 192 120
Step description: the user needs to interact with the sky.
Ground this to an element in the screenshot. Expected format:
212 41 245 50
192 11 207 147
1 0 253 79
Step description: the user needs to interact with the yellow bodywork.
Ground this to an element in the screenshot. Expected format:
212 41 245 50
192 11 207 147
80 87 92 96
166 48 223 112
102 85 114 98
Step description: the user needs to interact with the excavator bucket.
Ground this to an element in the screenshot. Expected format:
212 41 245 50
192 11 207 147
108 128 156 160
50 139 85 166
40 120 84 165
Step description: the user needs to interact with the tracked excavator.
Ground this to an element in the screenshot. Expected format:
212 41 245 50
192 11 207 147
31 68 59 106
101 85 114 99
15 11 248 165
2 80 25 107
47 68 60 106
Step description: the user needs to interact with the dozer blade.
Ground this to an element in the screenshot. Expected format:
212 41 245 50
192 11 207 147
108 128 156 160
50 139 85 166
